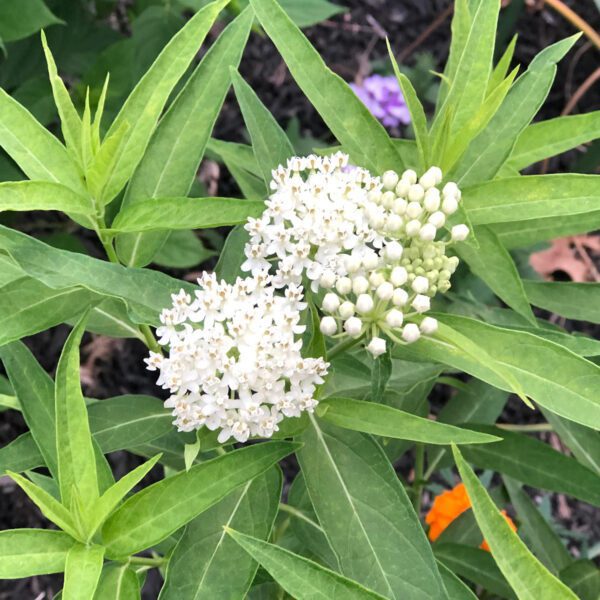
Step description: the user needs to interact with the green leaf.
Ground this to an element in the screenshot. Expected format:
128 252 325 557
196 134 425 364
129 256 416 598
0 180 92 215
102 441 298 558
306 301 327 360
160 468 281 599
279 0 346 28
456 226 535 324
437 561 478 600
41 31 83 161
7 471 79 538
109 197 265 233
0 89 84 192
503 477 572 574
387 44 429 169
319 397 500 445
487 34 517 94
0 225 194 325
370 349 392 404
116 8 253 267
452 35 579 186
463 174 600 225
93 564 141 600
393 314 600 429
63 544 105 600
452 445 578 599
0 529 75 578
0 278 100 346
523 280 600 325
95 0 230 204
0 0 61 42
559 560 600 600
297 418 448 599
460 425 600 506
231 69 295 186
249 0 404 173
508 111 600 170
153 230 216 269
207 138 263 179
227 528 388 600
55 312 99 508
434 543 516 599
214 225 251 284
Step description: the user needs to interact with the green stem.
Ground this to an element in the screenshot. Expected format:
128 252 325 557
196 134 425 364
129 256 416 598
497 423 553 432
278 503 323 532
140 324 161 354
128 555 165 567
413 443 425 515
327 334 364 360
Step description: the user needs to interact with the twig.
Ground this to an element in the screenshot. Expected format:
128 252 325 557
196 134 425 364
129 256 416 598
543 0 600 50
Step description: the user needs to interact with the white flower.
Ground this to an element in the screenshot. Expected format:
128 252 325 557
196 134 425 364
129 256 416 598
146 273 328 443
451 224 470 242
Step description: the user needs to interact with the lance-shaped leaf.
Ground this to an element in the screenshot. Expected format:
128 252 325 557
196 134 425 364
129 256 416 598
109 197 265 233
227 528 388 600
463 174 600 225
318 397 500 445
0 529 76 579
249 0 404 173
487 34 517 93
560 560 600 600
297 418 448 599
63 544 105 600
508 111 600 170
437 562 478 600
160 467 281 599
453 35 579 186
92 0 230 205
392 314 600 430
452 445 578 599
0 181 92 215
0 89 84 193
55 312 99 508
230 68 295 185
102 441 298 558
116 8 254 267
460 426 600 506
94 564 140 600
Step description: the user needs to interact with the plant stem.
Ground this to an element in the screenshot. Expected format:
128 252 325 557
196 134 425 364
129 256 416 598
140 324 161 354
496 423 553 432
327 334 364 360
413 443 425 515
128 555 165 567
278 503 323 532
544 0 600 50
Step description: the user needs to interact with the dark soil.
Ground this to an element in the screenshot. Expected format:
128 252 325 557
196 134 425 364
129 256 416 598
1 0 599 598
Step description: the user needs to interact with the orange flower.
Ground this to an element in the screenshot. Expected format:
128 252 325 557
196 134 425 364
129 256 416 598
425 483 517 552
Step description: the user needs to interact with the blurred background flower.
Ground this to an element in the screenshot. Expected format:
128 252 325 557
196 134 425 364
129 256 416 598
350 74 411 128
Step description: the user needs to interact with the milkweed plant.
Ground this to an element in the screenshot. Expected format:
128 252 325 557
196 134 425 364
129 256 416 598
0 0 599 598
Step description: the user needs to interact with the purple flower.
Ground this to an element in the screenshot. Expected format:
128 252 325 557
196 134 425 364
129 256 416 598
350 74 411 128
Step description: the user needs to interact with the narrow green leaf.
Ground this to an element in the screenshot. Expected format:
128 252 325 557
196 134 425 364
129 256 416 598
93 564 141 600
0 180 92 215
81 89 93 171
508 111 600 170
109 197 265 233
0 88 83 192
92 74 110 155
460 426 600 505
279 0 346 27
437 561 478 600
453 445 578 599
40 31 82 161
456 226 535 324
453 35 580 186
230 68 295 185
116 8 254 267
393 314 600 429
207 138 262 179
463 174 600 225
0 0 62 43
523 280 600 325
387 41 429 168
160 468 281 600
319 397 500 445
487 34 517 94
249 0 404 173
63 544 105 600
96 0 230 204
214 225 251 284
298 418 448 599
55 311 99 508
370 348 391 404
559 560 600 600
503 477 572 574
227 528 388 600
102 441 299 558
0 529 76 579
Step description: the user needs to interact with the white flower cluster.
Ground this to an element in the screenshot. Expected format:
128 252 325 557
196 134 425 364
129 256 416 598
145 274 328 443
242 153 468 358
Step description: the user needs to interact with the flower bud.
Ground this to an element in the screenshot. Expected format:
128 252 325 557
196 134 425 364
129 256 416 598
420 166 442 189
419 223 437 241
362 253 380 270
381 191 396 209
385 241 403 261
376 282 394 300
402 323 421 343
368 189 382 205
322 292 340 313
408 184 425 202
385 308 404 328
392 198 408 215
428 211 446 228
339 301 355 319
320 316 337 335
402 169 417 185
412 275 429 294
382 170 399 190
441 195 458 215
352 275 369 295
406 201 423 219
369 271 385 287
423 188 441 212
420 316 438 334
344 316 363 337
405 219 421 237
336 277 352 295
356 293 374 314
451 224 470 242
443 181 460 198
345 255 362 273
412 294 431 313
392 288 409 306
395 180 410 197
386 214 403 232
390 266 408 286
367 336 387 357
319 270 336 289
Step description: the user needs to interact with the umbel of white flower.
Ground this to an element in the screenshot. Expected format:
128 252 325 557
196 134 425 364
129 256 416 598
145 273 328 443
242 152 469 358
